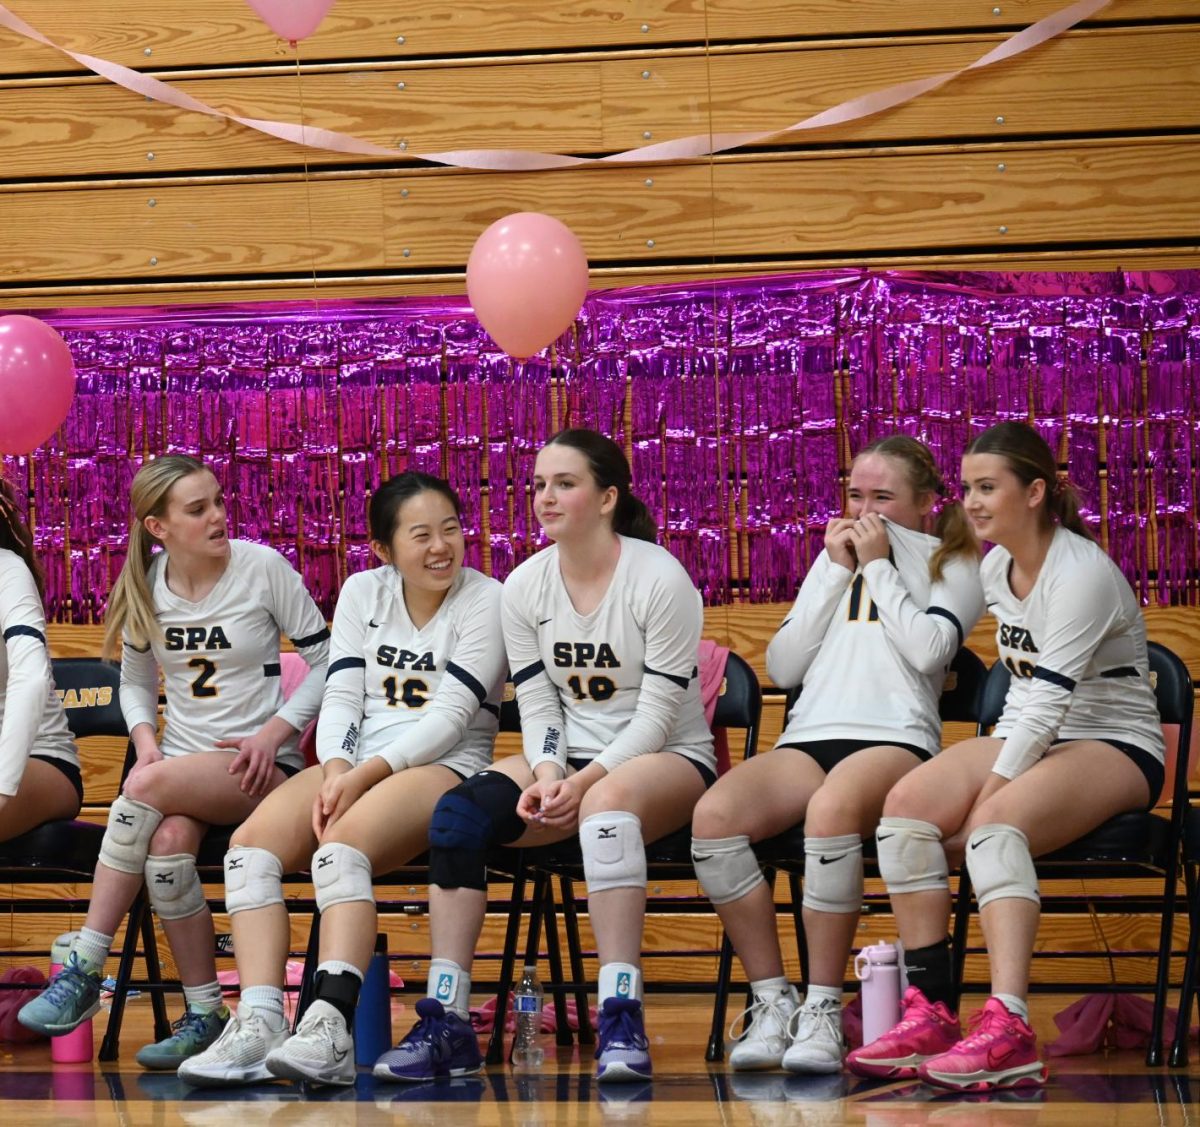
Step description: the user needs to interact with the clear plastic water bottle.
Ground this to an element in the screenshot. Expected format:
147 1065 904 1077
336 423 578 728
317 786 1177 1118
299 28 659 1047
511 964 544 1068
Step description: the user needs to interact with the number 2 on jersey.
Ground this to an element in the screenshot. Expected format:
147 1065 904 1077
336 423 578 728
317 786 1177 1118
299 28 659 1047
188 657 219 698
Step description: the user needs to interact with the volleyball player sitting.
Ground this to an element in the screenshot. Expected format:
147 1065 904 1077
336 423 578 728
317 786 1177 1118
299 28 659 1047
691 436 983 1073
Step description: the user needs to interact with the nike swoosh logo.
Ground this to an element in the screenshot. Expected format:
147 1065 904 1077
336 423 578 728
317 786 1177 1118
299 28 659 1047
971 835 996 850
691 854 713 863
332 1046 348 1062
538 618 553 626
876 834 894 842
818 854 848 864
369 619 382 628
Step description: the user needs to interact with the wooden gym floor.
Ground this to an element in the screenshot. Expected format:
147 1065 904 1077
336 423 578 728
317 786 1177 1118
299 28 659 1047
0 992 1195 1125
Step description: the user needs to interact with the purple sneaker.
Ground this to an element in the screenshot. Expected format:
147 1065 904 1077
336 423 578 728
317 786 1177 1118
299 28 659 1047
595 997 652 1083
373 998 483 1083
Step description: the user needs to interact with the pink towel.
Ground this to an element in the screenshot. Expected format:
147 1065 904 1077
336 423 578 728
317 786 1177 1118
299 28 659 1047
470 993 595 1034
0 965 47 1042
698 639 732 775
1046 993 1195 1056
279 651 319 765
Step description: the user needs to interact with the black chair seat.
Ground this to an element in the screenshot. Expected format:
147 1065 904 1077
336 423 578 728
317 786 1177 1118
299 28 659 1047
1038 812 1167 866
0 819 103 874
195 825 237 868
1183 807 1200 865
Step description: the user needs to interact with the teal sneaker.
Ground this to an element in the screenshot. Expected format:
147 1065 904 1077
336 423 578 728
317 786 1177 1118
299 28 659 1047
17 951 102 1036
135 1006 230 1071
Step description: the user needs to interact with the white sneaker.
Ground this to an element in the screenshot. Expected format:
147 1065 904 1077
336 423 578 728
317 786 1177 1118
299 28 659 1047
264 1000 356 1087
782 999 844 1074
177 1004 289 1087
729 985 801 1070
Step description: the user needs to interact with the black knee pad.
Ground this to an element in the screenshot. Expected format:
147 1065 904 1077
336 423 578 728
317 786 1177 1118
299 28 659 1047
428 771 526 891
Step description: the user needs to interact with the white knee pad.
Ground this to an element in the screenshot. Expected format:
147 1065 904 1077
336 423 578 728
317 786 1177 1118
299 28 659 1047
312 842 375 912
965 824 1040 909
876 817 949 895
224 846 285 916
145 853 207 921
802 834 864 914
691 834 765 905
580 812 646 894
99 795 165 875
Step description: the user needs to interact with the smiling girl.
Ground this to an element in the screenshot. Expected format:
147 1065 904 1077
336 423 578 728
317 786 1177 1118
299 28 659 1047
179 471 505 1088
848 421 1165 1091
19 456 329 1071
692 435 983 1075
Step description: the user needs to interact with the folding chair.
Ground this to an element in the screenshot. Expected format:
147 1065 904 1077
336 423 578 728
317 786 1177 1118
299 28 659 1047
952 640 1193 1067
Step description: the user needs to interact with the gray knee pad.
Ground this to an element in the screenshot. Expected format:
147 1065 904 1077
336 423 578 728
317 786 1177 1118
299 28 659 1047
312 842 375 912
224 846 284 916
99 795 165 875
580 812 646 894
876 817 949 895
965 824 1039 909
145 853 207 921
691 834 765 905
802 833 864 914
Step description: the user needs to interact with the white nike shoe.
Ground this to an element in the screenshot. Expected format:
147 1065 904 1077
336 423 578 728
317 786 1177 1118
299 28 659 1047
264 1001 356 1087
782 998 844 1074
729 984 801 1070
177 1004 289 1087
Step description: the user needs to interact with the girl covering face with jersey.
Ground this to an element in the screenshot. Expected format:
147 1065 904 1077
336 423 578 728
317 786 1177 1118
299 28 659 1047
0 476 82 839
179 471 505 1089
19 456 330 1072
847 421 1166 1092
373 428 715 1087
691 436 984 1076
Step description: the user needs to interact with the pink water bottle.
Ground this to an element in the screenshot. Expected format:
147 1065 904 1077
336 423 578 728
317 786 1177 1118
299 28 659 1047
854 941 901 1045
49 932 94 1063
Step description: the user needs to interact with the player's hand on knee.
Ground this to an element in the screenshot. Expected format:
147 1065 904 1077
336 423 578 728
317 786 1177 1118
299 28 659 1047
217 734 277 797
126 745 164 787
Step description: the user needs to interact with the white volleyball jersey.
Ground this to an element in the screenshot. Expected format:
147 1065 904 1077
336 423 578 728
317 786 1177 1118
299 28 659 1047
0 549 78 796
502 535 715 775
121 540 329 770
317 565 505 777
985 526 1165 779
770 521 985 755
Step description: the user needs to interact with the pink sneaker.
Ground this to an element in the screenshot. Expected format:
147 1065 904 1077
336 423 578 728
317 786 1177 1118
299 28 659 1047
917 997 1048 1091
845 987 960 1080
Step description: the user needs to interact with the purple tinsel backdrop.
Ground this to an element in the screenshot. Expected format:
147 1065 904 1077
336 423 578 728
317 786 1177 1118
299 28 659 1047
3 270 1198 622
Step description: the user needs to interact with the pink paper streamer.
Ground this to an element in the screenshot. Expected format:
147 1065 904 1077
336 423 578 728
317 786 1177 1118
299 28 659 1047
0 0 1110 172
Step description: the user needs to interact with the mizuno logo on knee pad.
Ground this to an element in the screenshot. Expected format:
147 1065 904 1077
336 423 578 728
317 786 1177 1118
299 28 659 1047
598 827 617 839
116 814 134 826
316 854 334 868
154 873 174 885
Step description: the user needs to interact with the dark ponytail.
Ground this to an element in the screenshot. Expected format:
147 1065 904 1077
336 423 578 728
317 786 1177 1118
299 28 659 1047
966 421 1095 541
0 475 45 599
544 429 658 543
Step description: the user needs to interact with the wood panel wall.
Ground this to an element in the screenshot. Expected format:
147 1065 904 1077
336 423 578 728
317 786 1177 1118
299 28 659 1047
1 0 1197 308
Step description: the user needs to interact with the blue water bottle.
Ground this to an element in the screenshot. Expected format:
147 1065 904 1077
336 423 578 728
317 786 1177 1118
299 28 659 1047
354 934 392 1066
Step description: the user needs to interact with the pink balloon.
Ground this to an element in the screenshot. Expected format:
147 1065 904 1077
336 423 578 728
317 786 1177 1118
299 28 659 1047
466 213 589 359
244 0 337 43
0 316 76 455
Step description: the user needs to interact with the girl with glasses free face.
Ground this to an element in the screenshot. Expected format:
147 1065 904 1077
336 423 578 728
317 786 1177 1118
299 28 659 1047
19 456 330 1071
378 429 715 1086
691 436 983 1074
848 421 1166 1091
179 472 505 1089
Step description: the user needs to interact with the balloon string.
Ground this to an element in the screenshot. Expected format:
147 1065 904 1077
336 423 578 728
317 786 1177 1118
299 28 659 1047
293 40 320 313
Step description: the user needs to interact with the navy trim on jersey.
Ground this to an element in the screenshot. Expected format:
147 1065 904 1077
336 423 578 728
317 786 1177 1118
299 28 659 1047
512 660 545 686
1032 666 1076 692
327 656 367 678
292 626 331 649
3 624 45 644
481 702 500 718
447 661 486 704
644 664 690 691
1100 666 1139 679
926 605 964 648
263 662 282 677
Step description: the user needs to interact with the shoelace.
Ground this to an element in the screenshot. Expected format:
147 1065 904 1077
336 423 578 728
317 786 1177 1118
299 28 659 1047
787 1002 839 1042
400 1012 451 1053
727 994 792 1042
953 1007 1008 1052
598 1007 647 1052
41 963 94 1009
168 1010 214 1039
298 1008 345 1046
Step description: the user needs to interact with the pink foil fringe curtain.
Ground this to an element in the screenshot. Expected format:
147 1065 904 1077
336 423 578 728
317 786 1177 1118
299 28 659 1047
3 269 1197 623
